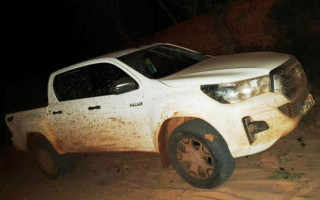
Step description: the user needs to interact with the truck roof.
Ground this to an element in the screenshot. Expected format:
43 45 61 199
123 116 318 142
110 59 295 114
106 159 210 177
52 43 175 75
51 43 164 75
96 43 162 59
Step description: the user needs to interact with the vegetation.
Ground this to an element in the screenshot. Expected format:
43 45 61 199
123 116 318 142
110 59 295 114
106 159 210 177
269 169 305 180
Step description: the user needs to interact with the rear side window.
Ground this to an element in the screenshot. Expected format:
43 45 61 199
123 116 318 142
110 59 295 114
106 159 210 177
53 67 91 101
53 63 136 101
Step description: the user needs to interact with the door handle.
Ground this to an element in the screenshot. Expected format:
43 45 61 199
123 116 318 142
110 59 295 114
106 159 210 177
88 106 101 110
52 110 63 115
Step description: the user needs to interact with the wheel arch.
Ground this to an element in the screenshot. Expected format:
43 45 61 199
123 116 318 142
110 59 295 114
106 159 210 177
27 132 48 151
157 117 223 168
26 132 64 154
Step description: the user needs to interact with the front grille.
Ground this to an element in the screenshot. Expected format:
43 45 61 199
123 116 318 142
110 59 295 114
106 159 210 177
270 57 307 99
278 92 308 118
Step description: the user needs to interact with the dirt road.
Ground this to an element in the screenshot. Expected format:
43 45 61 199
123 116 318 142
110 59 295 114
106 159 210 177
1 96 319 200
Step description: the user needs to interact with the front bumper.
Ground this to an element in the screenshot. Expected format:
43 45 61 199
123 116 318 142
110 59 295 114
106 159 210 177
211 91 314 158
220 58 315 157
244 92 314 144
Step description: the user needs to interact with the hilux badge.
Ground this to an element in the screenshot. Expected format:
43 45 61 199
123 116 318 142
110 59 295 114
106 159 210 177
130 102 143 107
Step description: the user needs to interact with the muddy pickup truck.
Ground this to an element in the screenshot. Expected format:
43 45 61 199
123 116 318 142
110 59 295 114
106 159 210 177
5 43 315 188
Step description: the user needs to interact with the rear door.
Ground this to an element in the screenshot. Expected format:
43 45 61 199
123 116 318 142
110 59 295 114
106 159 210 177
49 62 152 152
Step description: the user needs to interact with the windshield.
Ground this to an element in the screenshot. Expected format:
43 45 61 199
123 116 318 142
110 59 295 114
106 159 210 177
117 45 208 79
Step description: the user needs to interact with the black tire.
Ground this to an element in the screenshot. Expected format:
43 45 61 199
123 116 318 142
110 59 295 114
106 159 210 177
35 138 71 179
168 119 235 189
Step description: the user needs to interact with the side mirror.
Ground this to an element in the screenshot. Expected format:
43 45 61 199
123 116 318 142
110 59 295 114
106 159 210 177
109 77 138 94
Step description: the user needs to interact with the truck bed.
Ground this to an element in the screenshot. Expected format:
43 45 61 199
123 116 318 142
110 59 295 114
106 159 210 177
5 107 53 151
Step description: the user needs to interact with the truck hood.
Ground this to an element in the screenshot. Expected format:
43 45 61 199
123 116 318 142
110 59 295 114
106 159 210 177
159 52 292 87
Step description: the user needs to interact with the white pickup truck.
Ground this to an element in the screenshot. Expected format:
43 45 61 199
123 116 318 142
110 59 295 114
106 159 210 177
5 43 314 188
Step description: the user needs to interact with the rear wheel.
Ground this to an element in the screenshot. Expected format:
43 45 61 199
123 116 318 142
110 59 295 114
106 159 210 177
31 137 71 179
168 120 235 189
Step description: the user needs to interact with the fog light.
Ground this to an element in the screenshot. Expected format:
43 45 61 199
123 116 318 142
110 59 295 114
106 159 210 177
242 116 269 144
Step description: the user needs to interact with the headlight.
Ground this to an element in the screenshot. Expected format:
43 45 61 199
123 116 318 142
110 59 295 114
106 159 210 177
201 75 270 103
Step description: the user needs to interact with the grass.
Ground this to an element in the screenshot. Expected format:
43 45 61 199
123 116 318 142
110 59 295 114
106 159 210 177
269 169 305 180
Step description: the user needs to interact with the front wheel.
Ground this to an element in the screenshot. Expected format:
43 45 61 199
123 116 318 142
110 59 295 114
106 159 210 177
168 120 235 189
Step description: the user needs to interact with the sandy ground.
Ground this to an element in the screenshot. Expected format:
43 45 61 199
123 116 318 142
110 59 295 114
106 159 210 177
1 93 319 200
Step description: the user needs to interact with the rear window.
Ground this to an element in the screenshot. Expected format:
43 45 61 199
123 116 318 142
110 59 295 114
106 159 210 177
118 45 208 79
53 63 135 101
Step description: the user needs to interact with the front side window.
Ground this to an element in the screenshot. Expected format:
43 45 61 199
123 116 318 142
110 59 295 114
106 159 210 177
53 63 137 101
118 45 208 79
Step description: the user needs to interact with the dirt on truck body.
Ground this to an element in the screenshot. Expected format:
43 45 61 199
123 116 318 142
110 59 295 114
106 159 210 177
5 43 314 188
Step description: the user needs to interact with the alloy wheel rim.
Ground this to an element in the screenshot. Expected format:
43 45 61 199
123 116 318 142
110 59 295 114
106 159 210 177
177 138 214 180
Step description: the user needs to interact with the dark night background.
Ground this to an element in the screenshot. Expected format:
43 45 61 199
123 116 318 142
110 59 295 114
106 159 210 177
1 0 320 148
